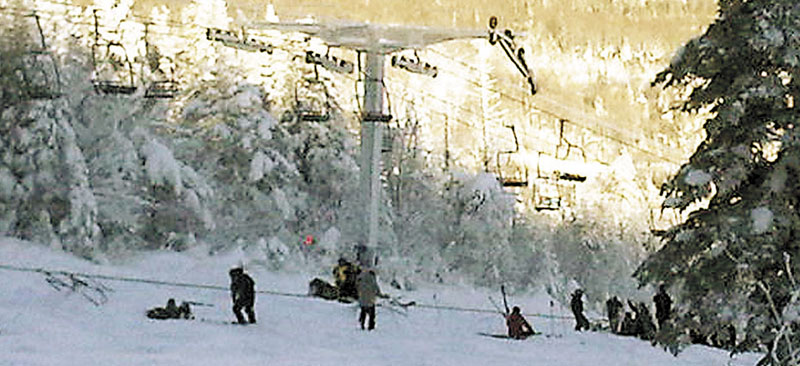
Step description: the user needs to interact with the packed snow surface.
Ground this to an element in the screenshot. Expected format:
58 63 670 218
0 237 761 366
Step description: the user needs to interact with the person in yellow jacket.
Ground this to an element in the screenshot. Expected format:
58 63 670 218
333 257 360 300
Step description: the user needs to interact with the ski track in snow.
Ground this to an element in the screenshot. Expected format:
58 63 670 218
0 238 761 366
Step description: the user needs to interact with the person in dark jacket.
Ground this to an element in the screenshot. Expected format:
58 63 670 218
356 267 380 330
570 289 590 331
229 267 256 324
506 306 536 339
629 300 656 340
606 296 624 334
653 284 672 329
619 311 637 336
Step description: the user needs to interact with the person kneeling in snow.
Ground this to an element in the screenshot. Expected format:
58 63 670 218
506 306 536 339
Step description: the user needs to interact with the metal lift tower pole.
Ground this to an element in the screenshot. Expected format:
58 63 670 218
244 19 485 264
362 51 384 256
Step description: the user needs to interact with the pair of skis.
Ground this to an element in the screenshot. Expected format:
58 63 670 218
488 285 511 317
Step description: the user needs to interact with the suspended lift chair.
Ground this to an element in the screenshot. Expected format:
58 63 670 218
293 77 333 122
495 125 529 188
142 24 179 99
19 13 61 100
90 10 136 95
532 152 586 211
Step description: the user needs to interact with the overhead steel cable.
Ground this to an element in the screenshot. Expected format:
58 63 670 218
0 262 582 320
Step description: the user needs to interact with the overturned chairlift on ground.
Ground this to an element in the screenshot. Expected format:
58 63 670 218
91 10 136 95
206 27 274 54
391 52 438 78
19 13 61 100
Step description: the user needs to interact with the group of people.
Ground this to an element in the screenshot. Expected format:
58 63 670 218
146 267 257 325
327 257 383 330
493 286 672 342
557 284 671 341
605 285 671 340
147 255 383 331
146 260 680 343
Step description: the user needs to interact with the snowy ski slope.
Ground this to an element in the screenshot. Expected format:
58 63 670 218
0 238 761 366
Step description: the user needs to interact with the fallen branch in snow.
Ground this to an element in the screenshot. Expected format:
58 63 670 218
43 271 113 306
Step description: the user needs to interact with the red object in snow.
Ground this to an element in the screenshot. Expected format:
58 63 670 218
303 235 314 246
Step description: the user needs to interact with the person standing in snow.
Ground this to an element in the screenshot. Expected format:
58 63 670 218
570 289 590 331
653 284 672 329
229 267 256 324
505 306 536 339
606 296 623 334
630 300 656 340
356 267 381 330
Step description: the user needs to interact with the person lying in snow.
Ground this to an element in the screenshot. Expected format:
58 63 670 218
505 306 536 339
146 298 193 320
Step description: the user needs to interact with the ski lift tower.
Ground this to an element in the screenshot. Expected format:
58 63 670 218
245 18 485 263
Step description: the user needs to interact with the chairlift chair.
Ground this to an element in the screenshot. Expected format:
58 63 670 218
145 80 179 99
496 155 528 187
532 176 562 211
305 50 354 74
532 151 572 211
206 27 274 54
142 25 180 99
294 78 332 122
390 52 438 78
381 127 394 153
91 43 137 95
90 10 136 95
487 16 536 95
19 13 61 100
495 125 528 188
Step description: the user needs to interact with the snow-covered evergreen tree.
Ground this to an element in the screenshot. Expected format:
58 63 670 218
0 7 101 258
636 2 800 364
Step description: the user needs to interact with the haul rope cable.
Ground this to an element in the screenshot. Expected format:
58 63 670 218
0 262 580 320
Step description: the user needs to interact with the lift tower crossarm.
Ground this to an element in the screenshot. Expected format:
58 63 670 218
244 18 485 265
245 20 486 52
